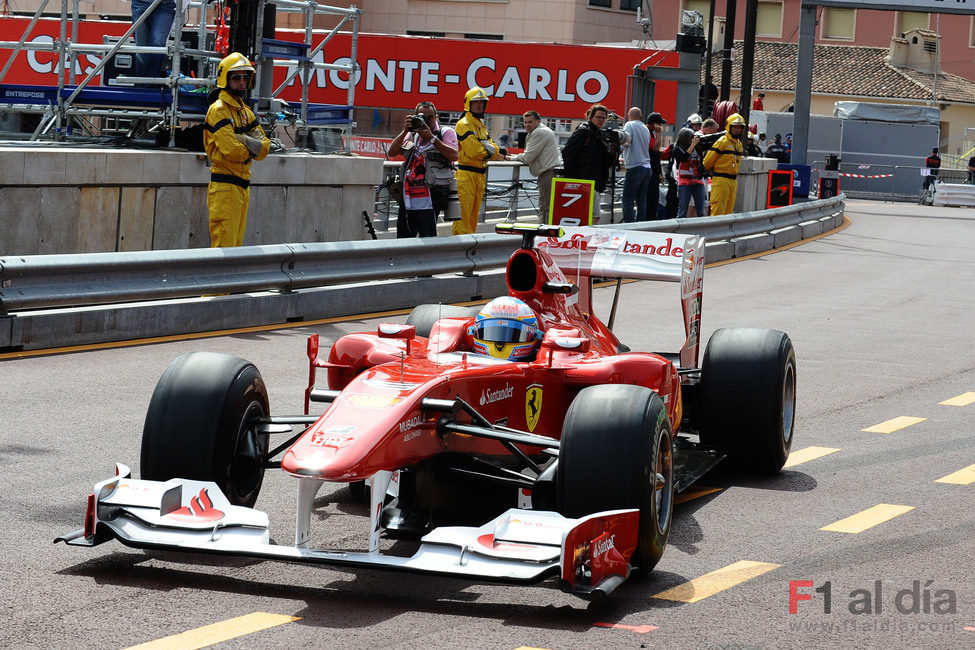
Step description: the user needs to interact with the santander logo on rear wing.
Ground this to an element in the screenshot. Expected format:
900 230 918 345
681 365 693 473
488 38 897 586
538 228 705 368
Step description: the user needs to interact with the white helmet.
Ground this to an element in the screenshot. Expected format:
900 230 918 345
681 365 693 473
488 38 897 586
687 113 703 126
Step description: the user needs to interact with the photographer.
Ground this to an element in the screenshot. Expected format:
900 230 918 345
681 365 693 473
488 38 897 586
561 104 613 223
388 101 459 238
672 128 707 219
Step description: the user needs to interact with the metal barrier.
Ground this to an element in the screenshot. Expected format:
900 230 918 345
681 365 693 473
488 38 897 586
374 160 627 233
1 195 843 314
810 161 971 202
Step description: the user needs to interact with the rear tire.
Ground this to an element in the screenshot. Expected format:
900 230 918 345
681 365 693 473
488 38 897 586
141 352 270 507
557 385 674 571
700 328 796 473
406 304 480 337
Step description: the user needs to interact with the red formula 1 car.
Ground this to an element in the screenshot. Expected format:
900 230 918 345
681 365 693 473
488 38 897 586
58 224 797 598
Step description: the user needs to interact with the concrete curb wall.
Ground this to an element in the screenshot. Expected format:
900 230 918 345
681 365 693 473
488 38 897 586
0 146 382 255
0 195 845 351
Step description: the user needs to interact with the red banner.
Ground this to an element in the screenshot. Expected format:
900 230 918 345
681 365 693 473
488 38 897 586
0 18 679 119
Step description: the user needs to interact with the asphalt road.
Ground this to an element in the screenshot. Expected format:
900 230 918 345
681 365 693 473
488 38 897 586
1 199 973 649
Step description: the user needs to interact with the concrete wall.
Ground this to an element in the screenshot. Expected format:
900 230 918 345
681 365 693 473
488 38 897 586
0 147 382 255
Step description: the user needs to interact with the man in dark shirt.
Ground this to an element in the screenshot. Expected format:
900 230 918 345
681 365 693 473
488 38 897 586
924 147 941 190
968 155 975 184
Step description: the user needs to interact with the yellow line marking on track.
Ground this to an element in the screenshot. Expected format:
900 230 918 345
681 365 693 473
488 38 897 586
861 416 926 434
124 612 299 650
675 487 723 504
2 217 850 361
783 446 841 468
651 560 781 603
935 464 975 485
820 504 915 534
940 392 975 407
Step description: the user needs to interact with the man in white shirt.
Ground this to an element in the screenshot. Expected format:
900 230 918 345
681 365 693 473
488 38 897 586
621 107 652 222
508 110 560 220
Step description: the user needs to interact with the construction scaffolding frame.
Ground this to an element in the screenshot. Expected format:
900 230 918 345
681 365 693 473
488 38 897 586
0 0 361 150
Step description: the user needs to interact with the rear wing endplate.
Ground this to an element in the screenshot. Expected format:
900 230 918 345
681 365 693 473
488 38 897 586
537 227 704 368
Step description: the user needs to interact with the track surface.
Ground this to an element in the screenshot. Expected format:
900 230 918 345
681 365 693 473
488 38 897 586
1 200 973 649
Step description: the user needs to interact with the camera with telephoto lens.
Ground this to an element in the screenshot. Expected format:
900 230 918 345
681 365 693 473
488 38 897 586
408 114 428 131
601 114 631 150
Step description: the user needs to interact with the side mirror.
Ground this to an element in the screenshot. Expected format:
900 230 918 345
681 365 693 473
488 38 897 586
551 336 590 353
378 323 416 340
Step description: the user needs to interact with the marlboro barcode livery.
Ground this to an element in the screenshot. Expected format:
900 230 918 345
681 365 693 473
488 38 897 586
59 224 796 599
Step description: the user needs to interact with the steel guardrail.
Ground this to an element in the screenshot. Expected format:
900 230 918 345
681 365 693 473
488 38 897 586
0 195 844 314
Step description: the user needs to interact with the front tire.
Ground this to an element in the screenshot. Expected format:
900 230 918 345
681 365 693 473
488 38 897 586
700 328 796 473
141 352 270 507
557 385 674 571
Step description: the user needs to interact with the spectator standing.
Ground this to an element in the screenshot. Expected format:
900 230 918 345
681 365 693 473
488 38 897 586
967 154 975 184
645 112 666 220
131 0 176 81
752 93 765 111
387 101 459 238
924 147 941 190
757 132 767 155
703 113 746 216
509 111 560 220
204 53 269 247
671 128 706 219
765 134 789 163
561 104 613 223
620 107 652 222
453 87 506 235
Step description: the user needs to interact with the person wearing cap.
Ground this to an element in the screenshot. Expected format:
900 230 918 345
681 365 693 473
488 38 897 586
752 93 765 111
620 107 653 222
453 87 506 235
645 111 666 220
702 112 746 216
204 52 270 247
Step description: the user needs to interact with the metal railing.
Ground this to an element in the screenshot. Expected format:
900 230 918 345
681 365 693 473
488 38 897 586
1 195 845 314
809 161 971 202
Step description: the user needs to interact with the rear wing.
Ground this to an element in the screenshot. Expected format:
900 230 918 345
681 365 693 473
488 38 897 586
537 228 704 368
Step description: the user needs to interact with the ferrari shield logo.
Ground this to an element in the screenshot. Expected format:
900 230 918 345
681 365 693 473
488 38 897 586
525 384 543 432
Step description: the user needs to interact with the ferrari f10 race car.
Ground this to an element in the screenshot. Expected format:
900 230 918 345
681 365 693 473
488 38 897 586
58 224 797 599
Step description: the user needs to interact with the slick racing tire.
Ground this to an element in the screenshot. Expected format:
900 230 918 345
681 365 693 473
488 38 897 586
405 304 480 338
141 352 270 507
557 384 674 571
700 328 796 473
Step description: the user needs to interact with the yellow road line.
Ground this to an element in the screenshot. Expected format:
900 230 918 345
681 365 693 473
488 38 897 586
935 464 975 485
675 487 723 504
940 392 975 407
820 504 915 534
783 446 841 468
861 416 926 434
125 612 299 650
651 560 781 603
0 218 849 361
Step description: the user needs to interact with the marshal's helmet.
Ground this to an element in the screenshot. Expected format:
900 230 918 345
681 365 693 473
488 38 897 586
216 52 256 92
471 296 541 361
464 86 490 113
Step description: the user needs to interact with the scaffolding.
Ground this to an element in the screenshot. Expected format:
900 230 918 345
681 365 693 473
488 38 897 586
0 0 361 150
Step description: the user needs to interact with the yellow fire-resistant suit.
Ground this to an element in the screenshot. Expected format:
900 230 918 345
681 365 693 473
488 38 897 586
702 115 745 216
204 90 270 247
452 87 504 235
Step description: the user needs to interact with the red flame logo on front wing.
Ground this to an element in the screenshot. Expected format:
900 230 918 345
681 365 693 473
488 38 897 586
165 488 225 523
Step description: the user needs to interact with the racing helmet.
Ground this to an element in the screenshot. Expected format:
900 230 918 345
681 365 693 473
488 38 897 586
216 52 256 91
464 86 490 113
471 297 541 361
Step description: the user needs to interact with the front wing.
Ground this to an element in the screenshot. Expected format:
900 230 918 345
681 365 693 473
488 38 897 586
57 467 640 598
